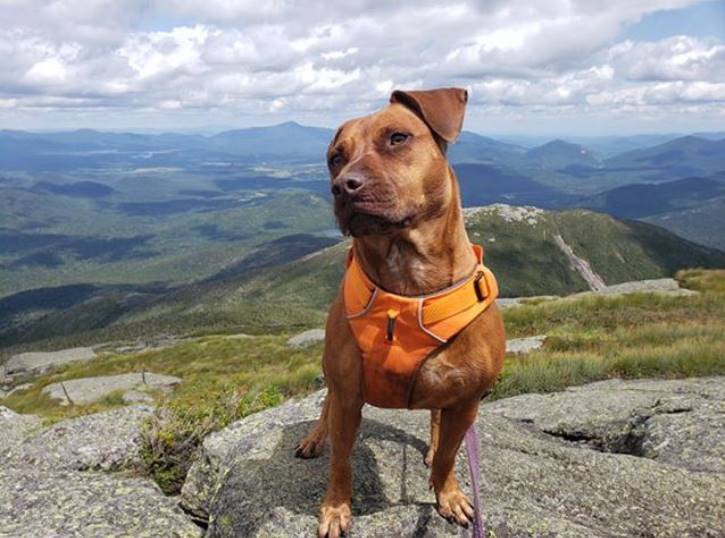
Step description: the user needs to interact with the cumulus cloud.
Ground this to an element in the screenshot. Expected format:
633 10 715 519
0 0 722 131
606 36 725 81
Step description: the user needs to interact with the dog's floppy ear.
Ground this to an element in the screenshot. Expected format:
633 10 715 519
390 87 468 144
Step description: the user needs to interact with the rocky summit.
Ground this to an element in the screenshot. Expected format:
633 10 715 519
182 377 724 538
0 405 200 538
1 377 723 537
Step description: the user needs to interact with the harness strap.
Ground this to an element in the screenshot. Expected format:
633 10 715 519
422 266 497 325
347 243 497 328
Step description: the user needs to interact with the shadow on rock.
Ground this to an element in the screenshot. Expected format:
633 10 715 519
206 418 443 537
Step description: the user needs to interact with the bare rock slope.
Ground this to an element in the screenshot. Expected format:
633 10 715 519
0 405 200 538
182 377 724 538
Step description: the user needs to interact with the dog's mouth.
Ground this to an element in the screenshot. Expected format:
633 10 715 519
334 189 413 237
335 199 412 236
343 211 412 237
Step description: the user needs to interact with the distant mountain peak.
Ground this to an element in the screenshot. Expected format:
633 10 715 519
677 134 707 142
605 133 725 171
275 120 303 128
525 139 599 168
537 139 581 149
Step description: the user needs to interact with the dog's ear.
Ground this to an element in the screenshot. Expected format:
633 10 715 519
390 87 468 144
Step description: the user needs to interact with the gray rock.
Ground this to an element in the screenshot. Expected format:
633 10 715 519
496 279 694 310
495 297 524 308
0 464 200 538
573 278 698 299
600 278 691 294
0 405 199 537
123 389 155 404
554 233 607 291
7 406 154 472
496 296 559 308
506 335 545 354
0 406 41 459
1 347 96 383
180 390 329 522
42 372 181 405
485 376 725 473
287 328 325 348
182 377 725 538
465 204 544 225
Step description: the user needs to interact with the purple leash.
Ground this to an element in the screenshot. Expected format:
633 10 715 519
464 424 485 538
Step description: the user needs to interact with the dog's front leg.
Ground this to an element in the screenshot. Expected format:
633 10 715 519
425 409 441 467
318 389 363 538
430 401 478 528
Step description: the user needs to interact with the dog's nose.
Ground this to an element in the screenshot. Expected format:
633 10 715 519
345 177 363 192
332 175 365 197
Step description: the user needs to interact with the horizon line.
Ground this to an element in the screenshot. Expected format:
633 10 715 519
2 122 725 141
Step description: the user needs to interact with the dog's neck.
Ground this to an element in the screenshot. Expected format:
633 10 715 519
352 186 476 297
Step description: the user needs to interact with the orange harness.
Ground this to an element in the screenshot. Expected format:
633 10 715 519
343 244 499 408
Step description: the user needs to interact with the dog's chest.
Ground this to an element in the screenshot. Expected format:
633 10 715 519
383 247 431 294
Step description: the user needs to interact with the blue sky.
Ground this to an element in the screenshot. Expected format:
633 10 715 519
0 0 723 135
624 1 725 40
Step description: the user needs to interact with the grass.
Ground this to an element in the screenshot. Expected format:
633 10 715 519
492 323 724 400
676 268 725 294
1 334 323 493
490 268 725 399
1 268 723 493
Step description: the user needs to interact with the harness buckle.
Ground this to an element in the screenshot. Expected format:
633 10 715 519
386 309 399 343
473 271 486 302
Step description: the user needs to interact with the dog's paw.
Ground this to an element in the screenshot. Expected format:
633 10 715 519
294 434 326 459
436 487 474 528
318 501 352 538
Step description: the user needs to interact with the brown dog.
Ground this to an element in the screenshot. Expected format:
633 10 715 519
295 87 506 537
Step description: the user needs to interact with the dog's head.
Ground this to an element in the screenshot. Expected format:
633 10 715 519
328 87 468 237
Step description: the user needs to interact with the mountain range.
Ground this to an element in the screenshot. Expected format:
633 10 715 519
579 176 725 219
3 125 723 175
1 123 723 351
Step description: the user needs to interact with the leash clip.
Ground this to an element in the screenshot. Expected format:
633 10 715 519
473 271 486 302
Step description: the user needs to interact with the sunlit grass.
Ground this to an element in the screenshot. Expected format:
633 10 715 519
677 268 725 294
492 333 725 401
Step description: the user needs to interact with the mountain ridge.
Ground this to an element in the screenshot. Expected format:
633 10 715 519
2 204 723 352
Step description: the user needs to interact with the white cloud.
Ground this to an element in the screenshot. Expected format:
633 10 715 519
0 0 722 132
121 25 211 80
588 81 725 106
607 36 725 81
24 57 69 85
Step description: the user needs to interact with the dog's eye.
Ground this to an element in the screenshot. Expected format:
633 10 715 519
390 132 409 146
328 154 343 168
